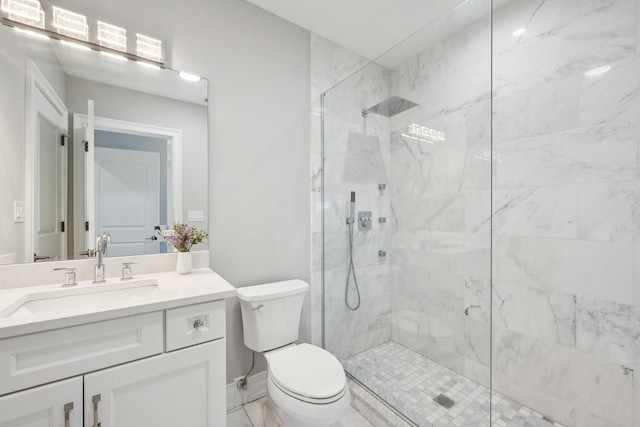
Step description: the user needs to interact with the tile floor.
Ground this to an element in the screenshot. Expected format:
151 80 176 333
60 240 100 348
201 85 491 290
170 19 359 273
228 396 374 427
344 342 565 427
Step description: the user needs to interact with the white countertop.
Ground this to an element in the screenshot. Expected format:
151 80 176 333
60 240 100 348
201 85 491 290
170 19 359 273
0 268 236 339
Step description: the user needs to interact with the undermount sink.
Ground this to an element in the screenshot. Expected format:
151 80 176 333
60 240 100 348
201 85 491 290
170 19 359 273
0 279 160 319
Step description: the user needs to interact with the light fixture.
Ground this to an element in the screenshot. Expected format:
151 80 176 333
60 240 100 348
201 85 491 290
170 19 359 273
584 65 611 77
512 27 527 37
97 21 126 52
137 61 161 70
401 133 434 144
61 39 91 51
52 6 88 41
179 71 201 82
3 0 45 28
407 123 445 142
15 26 49 40
136 33 162 62
101 51 127 61
2 3 165 67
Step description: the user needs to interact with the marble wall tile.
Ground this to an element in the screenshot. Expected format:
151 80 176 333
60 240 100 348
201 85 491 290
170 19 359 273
461 316 490 366
324 265 391 307
577 181 640 241
495 0 635 97
633 369 640 427
580 54 640 126
493 281 577 347
495 236 634 305
391 230 490 278
310 33 370 101
310 34 387 357
492 0 582 54
391 193 466 233
493 77 580 144
464 190 492 234
394 265 465 313
494 120 636 187
319 227 388 272
463 275 491 323
493 328 634 426
576 297 639 368
492 186 579 239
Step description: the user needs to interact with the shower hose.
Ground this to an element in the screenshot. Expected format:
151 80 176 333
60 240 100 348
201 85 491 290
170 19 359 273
345 218 361 310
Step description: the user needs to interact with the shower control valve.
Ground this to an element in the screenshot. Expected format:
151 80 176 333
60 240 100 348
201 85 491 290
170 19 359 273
358 211 373 230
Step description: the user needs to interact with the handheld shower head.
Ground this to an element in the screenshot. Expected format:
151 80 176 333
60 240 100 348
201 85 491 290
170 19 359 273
347 191 356 224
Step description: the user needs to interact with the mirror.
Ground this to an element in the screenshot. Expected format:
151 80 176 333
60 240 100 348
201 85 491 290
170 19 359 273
0 23 208 264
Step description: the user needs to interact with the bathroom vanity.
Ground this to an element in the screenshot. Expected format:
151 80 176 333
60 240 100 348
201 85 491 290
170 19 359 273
0 268 235 427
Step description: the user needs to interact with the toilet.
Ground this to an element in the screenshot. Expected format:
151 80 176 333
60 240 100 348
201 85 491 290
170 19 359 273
237 280 350 426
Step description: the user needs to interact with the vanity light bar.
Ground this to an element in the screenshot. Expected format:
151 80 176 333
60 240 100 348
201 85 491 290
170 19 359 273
97 21 126 52
136 33 163 62
2 16 164 67
2 0 44 28
52 6 87 40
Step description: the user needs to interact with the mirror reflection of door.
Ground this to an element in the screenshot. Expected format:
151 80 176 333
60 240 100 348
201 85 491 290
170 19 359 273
77 114 182 257
28 61 68 263
94 131 168 256
34 112 66 262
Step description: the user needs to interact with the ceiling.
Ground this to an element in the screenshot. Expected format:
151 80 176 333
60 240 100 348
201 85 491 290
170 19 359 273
243 0 465 61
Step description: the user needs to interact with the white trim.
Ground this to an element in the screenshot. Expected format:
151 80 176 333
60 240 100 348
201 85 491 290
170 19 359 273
74 114 183 251
226 383 235 413
87 100 95 250
24 59 68 263
227 371 267 412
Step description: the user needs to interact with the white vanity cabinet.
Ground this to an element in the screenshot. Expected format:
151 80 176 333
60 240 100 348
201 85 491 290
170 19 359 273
0 300 227 427
84 339 225 427
0 377 82 427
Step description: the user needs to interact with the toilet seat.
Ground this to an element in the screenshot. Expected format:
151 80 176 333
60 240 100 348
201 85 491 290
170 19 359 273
269 375 348 404
266 343 346 403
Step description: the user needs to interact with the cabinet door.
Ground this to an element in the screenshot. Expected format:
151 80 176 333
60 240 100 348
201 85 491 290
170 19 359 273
85 339 226 427
0 377 82 427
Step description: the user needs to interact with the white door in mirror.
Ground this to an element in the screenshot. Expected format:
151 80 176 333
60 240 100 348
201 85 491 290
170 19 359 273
95 146 160 257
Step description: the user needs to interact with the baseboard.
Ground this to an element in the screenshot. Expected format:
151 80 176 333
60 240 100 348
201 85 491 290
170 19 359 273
226 370 268 412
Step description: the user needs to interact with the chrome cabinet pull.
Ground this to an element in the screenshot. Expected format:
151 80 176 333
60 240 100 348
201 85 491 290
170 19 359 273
92 394 101 427
64 402 74 427
193 319 204 329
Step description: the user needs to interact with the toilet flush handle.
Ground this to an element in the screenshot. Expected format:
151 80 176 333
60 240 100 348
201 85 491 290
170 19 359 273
252 305 264 312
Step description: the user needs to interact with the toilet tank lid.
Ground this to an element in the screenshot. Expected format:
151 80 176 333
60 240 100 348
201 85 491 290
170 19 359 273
236 279 309 302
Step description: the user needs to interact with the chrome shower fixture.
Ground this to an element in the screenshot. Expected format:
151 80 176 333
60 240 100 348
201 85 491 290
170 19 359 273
363 96 419 118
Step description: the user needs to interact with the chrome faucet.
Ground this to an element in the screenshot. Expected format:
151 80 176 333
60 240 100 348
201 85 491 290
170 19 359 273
94 232 112 283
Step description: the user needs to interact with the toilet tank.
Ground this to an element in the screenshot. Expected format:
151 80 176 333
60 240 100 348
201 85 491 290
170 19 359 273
237 280 309 352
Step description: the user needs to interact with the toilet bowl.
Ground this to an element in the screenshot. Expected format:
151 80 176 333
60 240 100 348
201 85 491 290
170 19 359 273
265 343 350 426
237 280 351 426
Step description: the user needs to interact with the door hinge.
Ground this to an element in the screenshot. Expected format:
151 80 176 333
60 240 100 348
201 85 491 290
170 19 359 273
61 221 65 232
84 140 89 152
60 134 68 146
85 221 90 231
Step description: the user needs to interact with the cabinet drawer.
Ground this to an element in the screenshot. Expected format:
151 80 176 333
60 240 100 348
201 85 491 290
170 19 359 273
0 312 163 396
165 300 225 351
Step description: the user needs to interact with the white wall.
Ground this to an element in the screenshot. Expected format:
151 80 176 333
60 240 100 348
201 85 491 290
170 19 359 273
43 0 311 382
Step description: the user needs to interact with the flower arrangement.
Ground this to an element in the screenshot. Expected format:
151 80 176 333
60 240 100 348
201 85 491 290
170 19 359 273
165 223 208 252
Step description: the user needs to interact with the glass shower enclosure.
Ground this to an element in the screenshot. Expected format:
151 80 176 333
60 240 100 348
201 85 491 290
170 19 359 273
322 1 492 424
321 0 640 425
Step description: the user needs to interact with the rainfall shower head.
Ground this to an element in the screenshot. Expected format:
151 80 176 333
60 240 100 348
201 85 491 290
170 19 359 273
363 96 419 118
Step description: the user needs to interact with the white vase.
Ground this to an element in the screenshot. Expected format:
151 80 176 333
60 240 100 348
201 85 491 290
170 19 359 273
176 252 192 274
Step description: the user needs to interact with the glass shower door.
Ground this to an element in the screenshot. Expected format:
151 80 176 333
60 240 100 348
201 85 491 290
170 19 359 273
321 1 493 425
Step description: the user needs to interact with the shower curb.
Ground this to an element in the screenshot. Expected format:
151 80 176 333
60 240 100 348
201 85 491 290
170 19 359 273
348 377 417 427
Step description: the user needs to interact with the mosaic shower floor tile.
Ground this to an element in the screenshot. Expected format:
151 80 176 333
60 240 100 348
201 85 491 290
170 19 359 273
344 342 564 427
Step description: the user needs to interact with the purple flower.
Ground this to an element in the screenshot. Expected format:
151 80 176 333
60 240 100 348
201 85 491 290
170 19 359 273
165 223 208 252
